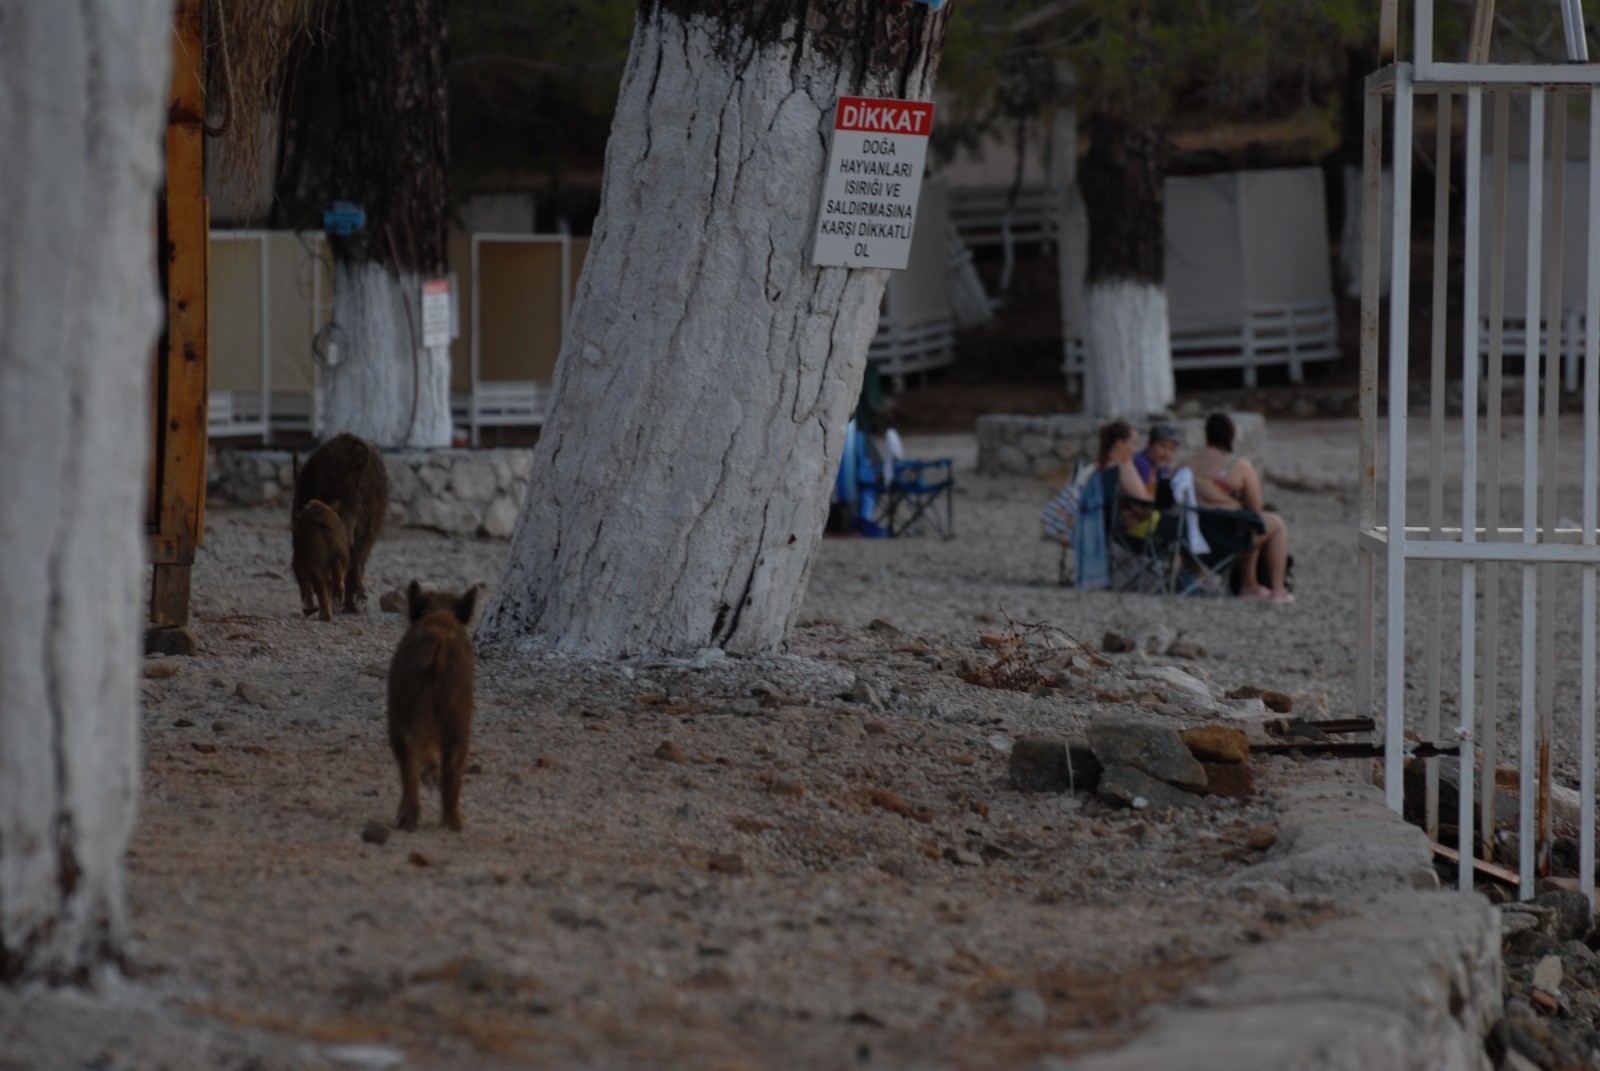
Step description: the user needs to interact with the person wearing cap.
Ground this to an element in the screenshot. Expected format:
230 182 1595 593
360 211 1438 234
1133 423 1181 499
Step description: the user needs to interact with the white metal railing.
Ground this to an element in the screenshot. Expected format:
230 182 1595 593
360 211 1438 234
1361 0 1600 900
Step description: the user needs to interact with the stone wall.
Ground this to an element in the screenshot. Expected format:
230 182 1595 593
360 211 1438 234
210 448 534 539
975 411 1266 479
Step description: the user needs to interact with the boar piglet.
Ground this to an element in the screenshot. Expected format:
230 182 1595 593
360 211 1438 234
387 580 476 831
291 499 349 621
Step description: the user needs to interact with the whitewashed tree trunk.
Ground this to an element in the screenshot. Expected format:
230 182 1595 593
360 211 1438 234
1078 113 1174 420
0 1 170 981
478 2 949 658
321 263 452 447
1084 280 1174 419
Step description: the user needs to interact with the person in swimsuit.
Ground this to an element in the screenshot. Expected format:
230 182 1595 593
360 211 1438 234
1183 413 1294 603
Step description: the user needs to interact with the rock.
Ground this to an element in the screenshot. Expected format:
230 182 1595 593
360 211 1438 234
482 495 519 539
1165 638 1208 659
1243 825 1277 851
1260 690 1294 713
996 987 1048 1028
1533 889 1593 942
944 847 983 867
360 821 391 846
408 851 432 867
1499 904 1554 938
1225 685 1264 700
1533 953 1563 995
361 661 388 678
1087 719 1208 790
1097 765 1201 811
653 741 687 763
1180 726 1250 765
234 681 280 709
144 658 182 679
1198 762 1254 799
866 618 902 634
1128 665 1217 712
1008 737 1102 793
1136 623 1176 655
378 590 408 613
708 853 747 875
1101 631 1135 654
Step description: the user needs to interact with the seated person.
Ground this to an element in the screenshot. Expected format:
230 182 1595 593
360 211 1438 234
1098 420 1174 540
1133 422 1182 503
1182 412 1294 604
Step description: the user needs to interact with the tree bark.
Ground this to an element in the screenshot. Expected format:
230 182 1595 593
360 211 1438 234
0 0 171 982
1078 112 1174 419
321 0 453 448
478 1 949 658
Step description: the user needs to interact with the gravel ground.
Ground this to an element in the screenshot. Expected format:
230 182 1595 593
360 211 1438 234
0 418 1563 1069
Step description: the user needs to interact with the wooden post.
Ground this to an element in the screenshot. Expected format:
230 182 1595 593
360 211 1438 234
147 0 209 655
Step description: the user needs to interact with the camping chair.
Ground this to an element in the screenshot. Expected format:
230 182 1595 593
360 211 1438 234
1041 463 1094 585
1107 483 1183 594
1170 505 1267 596
884 457 955 539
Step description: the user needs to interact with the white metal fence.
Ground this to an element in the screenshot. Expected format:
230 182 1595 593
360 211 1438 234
1362 1 1600 900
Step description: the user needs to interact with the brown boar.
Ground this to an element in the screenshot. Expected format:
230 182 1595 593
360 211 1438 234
291 433 389 612
291 499 349 622
387 580 476 832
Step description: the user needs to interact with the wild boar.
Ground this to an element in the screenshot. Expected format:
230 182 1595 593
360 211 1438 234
387 581 476 832
292 432 388 612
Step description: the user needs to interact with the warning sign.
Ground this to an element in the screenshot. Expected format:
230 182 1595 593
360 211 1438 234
812 96 935 271
420 278 452 349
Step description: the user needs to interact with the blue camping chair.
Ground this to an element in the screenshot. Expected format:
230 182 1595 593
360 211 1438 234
884 457 955 539
834 420 889 537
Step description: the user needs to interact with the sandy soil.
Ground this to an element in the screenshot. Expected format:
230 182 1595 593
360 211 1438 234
1 422 1457 1070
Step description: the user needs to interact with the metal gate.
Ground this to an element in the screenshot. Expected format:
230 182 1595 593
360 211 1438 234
1362 0 1600 898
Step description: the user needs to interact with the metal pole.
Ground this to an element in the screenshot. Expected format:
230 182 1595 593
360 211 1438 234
1386 65 1416 814
1519 90 1545 897
1460 86 1484 891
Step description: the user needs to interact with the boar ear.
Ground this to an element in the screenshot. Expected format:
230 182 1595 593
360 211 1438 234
407 579 426 621
454 586 478 626
326 499 342 514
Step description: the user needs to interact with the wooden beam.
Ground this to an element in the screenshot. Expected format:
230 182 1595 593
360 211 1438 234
149 0 209 635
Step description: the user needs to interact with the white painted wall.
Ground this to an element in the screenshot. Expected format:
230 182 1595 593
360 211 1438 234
479 9 944 657
0 0 171 980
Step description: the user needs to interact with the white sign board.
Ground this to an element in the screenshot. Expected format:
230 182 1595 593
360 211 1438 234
421 277 452 349
812 96 935 271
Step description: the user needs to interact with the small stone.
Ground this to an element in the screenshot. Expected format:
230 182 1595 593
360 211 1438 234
1226 685 1264 700
1101 631 1135 654
653 741 688 763
1181 726 1250 765
944 847 983 867
408 851 432 867
172 717 195 728
867 617 902 634
535 755 559 769
361 661 388 678
863 720 891 735
996 987 1048 1028
768 778 805 797
1243 825 1278 852
378 590 408 613
708 853 747 875
1533 890 1593 943
144 658 182 679
1260 691 1294 713
1165 638 1208 659
191 741 217 754
361 821 391 845
1533 954 1563 995
233 681 280 709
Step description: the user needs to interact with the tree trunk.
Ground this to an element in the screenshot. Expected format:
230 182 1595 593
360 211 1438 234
321 0 452 448
1079 113 1173 419
478 1 949 658
0 0 171 982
